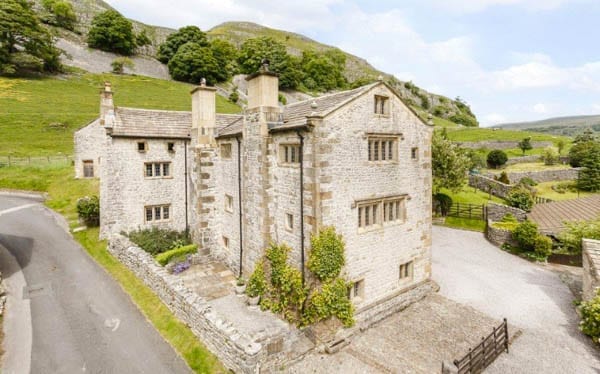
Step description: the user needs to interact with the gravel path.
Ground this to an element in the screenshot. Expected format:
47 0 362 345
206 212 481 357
432 226 600 373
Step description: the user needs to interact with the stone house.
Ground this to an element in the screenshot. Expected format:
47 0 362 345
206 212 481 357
74 62 434 319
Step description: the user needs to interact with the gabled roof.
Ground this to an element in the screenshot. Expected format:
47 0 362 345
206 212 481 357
528 195 600 236
110 107 242 139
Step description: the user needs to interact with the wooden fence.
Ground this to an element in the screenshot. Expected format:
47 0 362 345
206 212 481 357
446 202 486 221
534 196 553 205
0 155 73 167
442 318 509 374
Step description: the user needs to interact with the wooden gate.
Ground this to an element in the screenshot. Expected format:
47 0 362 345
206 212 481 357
442 318 509 374
446 203 486 221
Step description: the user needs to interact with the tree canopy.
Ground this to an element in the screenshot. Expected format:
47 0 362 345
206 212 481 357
0 0 61 74
518 137 533 155
432 131 470 193
41 0 77 31
300 49 347 91
87 10 135 55
157 26 208 63
167 42 221 85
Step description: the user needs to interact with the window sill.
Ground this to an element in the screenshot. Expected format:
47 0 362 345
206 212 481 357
367 160 399 165
374 114 391 118
144 176 174 180
278 163 300 168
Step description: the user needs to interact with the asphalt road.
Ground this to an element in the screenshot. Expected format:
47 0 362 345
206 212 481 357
0 193 190 374
432 226 600 374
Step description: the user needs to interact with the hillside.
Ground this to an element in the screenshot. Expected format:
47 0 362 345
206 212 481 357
29 1 476 127
495 115 600 137
0 72 240 156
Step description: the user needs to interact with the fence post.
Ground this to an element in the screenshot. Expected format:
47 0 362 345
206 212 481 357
503 318 509 353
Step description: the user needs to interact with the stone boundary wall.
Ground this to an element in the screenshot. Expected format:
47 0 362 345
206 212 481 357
486 220 517 248
505 155 541 166
486 202 527 222
107 234 304 373
486 168 581 184
458 140 553 150
582 239 600 301
468 174 512 199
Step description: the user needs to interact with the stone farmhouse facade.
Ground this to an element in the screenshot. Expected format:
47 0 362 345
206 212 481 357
74 63 434 316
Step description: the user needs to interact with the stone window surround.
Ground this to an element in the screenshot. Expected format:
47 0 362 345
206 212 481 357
225 194 234 213
137 140 148 152
285 213 294 231
221 143 232 159
399 260 414 282
278 143 301 166
411 147 419 160
144 162 172 179
367 136 399 163
355 194 409 233
348 278 365 304
144 204 170 223
374 94 390 116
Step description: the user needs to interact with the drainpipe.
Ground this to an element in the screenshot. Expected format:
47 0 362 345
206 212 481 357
236 137 244 278
297 131 306 285
184 139 189 237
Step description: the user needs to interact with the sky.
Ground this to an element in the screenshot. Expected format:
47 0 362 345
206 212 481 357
105 0 600 126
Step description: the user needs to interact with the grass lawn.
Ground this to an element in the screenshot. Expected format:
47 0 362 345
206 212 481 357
445 127 570 144
438 184 504 205
0 73 240 156
441 217 486 232
487 162 572 174
504 148 545 158
0 165 225 372
535 181 596 201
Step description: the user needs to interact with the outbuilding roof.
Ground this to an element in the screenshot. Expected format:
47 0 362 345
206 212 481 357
528 194 600 236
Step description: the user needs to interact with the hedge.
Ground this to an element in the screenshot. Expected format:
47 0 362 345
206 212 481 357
156 244 198 266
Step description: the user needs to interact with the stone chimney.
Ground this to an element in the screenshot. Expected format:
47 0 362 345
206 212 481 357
100 82 114 126
246 59 279 113
191 78 217 146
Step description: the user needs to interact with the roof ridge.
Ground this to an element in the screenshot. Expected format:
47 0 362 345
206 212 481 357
117 107 191 114
284 82 379 109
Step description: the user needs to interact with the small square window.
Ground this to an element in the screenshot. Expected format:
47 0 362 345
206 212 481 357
285 213 294 231
399 261 414 281
221 143 232 159
137 142 147 152
83 160 94 178
374 95 389 115
167 142 175 152
348 279 364 302
411 147 418 160
223 236 230 249
225 194 233 212
280 144 301 164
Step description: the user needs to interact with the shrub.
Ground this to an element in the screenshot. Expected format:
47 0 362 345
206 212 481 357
278 93 287 105
155 244 198 266
433 193 453 216
512 220 539 251
467 150 487 170
487 149 508 169
552 181 576 194
41 0 77 30
307 227 345 282
76 195 99 226
303 278 354 327
228 91 239 104
87 10 135 55
495 171 510 184
507 187 534 212
501 213 518 223
518 177 538 187
518 137 533 155
172 258 191 274
111 57 134 74
541 146 559 165
534 235 553 257
449 112 479 127
580 291 600 343
246 260 267 297
127 227 191 255
559 217 600 253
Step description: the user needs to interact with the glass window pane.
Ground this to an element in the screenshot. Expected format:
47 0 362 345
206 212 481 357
365 206 370 226
146 208 152 221
373 204 378 224
374 141 379 161
146 164 152 177
389 141 394 160
358 207 362 227
154 207 161 220
154 164 160 176
163 163 169 176
381 141 387 161
368 141 372 161
163 206 169 219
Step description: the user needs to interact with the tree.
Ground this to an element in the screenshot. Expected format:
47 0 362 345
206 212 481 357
431 131 471 193
167 42 221 84
557 139 566 155
300 50 347 91
487 149 508 169
518 137 532 155
507 187 534 212
111 57 134 74
135 29 151 48
0 0 61 74
541 146 559 165
238 36 301 89
209 38 238 80
569 140 600 167
41 0 77 31
87 10 135 55
157 26 207 63
577 143 600 192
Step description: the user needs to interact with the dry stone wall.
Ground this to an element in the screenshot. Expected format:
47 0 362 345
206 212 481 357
583 239 600 301
497 168 581 184
107 234 306 373
468 174 512 199
486 202 527 222
458 140 553 150
486 221 517 248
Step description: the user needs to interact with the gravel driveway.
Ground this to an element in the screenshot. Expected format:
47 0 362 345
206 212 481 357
432 226 600 373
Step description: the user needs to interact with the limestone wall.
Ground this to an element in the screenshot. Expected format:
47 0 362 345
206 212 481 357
317 84 433 307
73 119 104 178
486 221 517 247
505 155 541 166
468 174 512 199
458 140 553 150
500 168 581 184
107 234 305 373
486 202 527 222
583 239 600 301
100 137 188 238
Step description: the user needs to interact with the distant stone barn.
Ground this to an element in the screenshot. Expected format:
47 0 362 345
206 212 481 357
74 63 435 322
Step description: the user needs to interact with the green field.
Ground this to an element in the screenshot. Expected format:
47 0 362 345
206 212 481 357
0 72 240 156
445 127 570 144
535 181 596 201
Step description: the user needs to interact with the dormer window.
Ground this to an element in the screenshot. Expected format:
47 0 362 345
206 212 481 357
374 95 389 115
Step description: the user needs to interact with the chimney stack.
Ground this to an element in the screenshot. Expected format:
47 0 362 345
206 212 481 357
246 59 279 112
100 82 114 126
191 78 217 146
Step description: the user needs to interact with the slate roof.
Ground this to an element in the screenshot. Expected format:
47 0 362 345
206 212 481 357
110 107 242 139
528 194 600 236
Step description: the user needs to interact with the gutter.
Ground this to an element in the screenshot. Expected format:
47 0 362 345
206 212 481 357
236 137 244 278
184 139 189 236
296 130 306 285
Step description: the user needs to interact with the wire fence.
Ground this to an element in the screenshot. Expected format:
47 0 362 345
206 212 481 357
0 155 74 167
